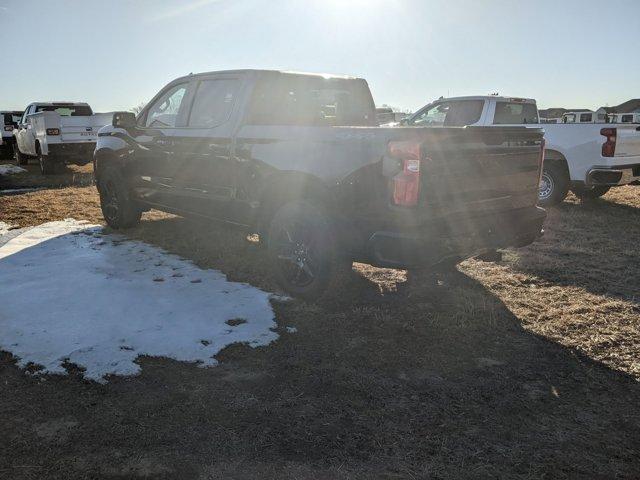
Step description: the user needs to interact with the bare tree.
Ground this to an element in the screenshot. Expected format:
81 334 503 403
130 102 147 115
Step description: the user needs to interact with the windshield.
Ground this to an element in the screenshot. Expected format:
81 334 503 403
408 100 484 127
35 105 93 116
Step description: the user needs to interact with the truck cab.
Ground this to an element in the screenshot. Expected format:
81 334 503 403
608 113 640 124
404 96 538 127
561 111 608 124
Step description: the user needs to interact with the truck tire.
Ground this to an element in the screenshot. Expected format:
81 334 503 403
38 152 58 175
97 165 142 229
14 145 28 166
267 200 347 300
570 184 610 200
538 162 569 207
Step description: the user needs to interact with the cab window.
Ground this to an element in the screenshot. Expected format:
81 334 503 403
21 107 32 125
579 113 592 122
144 84 188 128
188 78 240 128
493 102 539 124
409 100 483 127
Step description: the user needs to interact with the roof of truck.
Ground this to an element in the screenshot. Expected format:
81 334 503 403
184 69 361 80
432 95 536 104
29 102 91 106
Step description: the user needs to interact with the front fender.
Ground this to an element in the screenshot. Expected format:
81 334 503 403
94 125 134 182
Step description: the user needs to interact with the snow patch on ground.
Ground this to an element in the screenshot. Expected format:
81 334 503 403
0 164 27 175
0 219 279 382
0 222 13 235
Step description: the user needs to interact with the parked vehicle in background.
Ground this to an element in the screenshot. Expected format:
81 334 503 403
404 96 640 206
376 107 396 125
14 102 112 174
1 110 23 158
561 110 608 124
608 112 640 124
94 70 546 298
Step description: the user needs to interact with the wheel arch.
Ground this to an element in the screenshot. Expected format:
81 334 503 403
252 172 334 233
93 148 124 187
544 149 569 176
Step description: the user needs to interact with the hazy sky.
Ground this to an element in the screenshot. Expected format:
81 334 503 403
0 0 638 113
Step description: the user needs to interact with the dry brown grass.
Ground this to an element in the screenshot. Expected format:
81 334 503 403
462 186 640 378
1 180 640 479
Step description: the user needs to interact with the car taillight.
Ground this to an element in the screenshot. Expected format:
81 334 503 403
601 128 616 157
388 141 423 207
46 128 60 136
3 126 13 132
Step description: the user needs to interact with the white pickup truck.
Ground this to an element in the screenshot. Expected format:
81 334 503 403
402 96 640 206
14 102 112 174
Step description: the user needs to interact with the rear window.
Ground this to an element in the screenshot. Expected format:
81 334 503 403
580 113 592 122
246 73 376 127
3 113 21 125
493 102 538 124
621 114 633 123
35 105 93 116
408 100 484 127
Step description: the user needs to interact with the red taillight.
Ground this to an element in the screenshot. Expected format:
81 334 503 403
388 141 422 207
601 127 616 157
46 128 60 136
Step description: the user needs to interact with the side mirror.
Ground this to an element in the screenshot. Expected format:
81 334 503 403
112 111 137 129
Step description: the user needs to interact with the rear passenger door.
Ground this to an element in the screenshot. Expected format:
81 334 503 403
170 74 243 220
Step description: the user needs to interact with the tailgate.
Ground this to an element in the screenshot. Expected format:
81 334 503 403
419 126 543 216
59 116 101 143
615 126 640 158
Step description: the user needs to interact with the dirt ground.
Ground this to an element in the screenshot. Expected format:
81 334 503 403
1 166 639 479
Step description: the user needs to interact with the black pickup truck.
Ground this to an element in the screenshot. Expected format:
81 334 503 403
94 69 546 298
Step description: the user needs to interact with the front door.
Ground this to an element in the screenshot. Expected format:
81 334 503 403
129 82 192 209
169 75 244 221
16 105 35 155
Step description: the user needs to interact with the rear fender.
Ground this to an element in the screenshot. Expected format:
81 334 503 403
254 172 333 228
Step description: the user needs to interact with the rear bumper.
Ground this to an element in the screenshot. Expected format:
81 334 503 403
586 163 640 186
48 142 96 165
365 206 546 268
